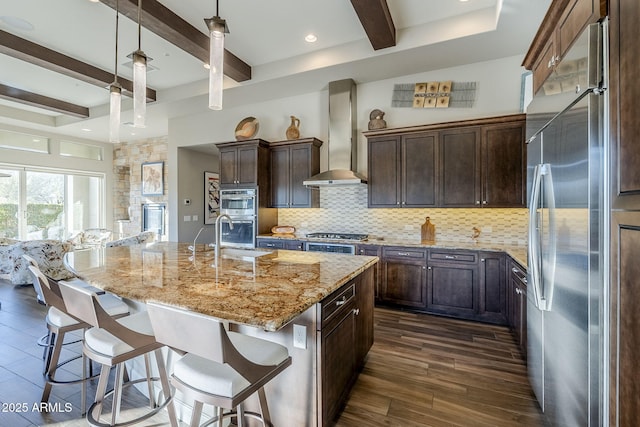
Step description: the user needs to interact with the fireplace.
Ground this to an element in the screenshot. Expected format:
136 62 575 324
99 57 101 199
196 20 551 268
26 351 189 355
142 203 165 236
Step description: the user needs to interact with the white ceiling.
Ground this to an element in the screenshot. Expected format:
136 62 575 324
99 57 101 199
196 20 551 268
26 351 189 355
0 0 550 143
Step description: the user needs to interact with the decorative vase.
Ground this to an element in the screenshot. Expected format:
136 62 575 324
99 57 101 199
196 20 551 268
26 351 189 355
286 116 301 140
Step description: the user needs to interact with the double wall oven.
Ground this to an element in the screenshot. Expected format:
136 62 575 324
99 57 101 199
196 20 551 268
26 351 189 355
219 189 257 249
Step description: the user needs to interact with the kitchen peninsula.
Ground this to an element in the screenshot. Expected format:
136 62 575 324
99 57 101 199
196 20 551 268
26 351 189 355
66 242 378 426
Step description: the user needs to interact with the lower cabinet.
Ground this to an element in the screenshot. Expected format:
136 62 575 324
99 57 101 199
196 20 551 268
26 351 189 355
508 258 527 357
379 247 428 308
256 237 304 250
318 267 374 426
378 246 509 326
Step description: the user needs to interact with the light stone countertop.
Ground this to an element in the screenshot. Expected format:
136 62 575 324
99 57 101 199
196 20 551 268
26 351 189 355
65 242 378 332
259 234 528 268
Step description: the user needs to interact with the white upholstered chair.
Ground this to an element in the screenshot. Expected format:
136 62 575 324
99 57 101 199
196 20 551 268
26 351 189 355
57 281 177 427
146 301 292 427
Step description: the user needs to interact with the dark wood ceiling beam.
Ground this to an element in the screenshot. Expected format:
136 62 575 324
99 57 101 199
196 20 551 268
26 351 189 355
350 0 396 50
0 29 156 102
99 0 251 82
0 84 89 118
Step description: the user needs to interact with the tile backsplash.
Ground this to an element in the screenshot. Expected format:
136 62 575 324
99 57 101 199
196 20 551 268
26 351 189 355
277 185 528 245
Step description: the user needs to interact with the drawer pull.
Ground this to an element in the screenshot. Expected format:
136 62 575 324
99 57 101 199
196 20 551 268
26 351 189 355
444 255 456 259
335 296 347 306
397 252 411 256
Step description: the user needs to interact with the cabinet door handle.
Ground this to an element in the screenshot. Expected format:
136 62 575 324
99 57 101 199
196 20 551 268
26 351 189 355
511 267 521 274
482 200 487 205
481 258 485 262
427 266 432 270
335 296 347 306
475 200 480 205
353 308 360 316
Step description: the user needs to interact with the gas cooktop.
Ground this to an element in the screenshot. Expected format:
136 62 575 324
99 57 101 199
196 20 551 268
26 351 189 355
306 232 369 241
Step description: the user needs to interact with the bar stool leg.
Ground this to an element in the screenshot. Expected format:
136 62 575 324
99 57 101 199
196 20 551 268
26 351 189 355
153 349 178 427
41 330 66 403
111 363 125 425
257 388 272 427
190 401 203 427
237 404 245 427
144 353 156 408
92 364 111 421
217 406 224 427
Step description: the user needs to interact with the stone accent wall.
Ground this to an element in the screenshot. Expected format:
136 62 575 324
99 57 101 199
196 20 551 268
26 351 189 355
277 185 528 245
113 137 168 239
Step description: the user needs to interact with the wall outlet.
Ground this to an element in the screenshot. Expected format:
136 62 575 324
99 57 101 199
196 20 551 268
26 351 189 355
293 324 307 349
481 226 492 233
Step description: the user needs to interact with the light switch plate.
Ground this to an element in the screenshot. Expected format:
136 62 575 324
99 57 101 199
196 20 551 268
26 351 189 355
192 215 199 222
183 215 191 222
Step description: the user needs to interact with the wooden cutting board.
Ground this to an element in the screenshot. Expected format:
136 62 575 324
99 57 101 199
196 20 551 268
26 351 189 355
421 217 435 242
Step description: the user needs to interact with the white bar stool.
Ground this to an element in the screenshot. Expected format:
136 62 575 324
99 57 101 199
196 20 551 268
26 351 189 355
26 262 129 415
57 281 177 427
146 301 292 427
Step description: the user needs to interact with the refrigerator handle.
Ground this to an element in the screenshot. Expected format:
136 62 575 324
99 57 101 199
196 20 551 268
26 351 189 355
528 164 544 310
540 164 557 311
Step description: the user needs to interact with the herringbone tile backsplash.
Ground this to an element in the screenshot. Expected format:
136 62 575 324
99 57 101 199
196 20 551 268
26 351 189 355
278 185 528 245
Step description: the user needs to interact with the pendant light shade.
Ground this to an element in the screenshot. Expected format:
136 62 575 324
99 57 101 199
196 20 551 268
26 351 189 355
132 0 147 128
205 2 228 111
109 83 122 143
132 50 147 127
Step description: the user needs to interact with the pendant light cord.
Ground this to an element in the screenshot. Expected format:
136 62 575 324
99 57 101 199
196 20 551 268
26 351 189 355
216 0 219 16
137 0 142 51
114 0 119 83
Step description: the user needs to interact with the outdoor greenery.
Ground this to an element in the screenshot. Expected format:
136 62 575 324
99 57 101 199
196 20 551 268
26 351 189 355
0 203 64 239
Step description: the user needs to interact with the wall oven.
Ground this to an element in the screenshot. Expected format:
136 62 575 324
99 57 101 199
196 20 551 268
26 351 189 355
219 189 257 248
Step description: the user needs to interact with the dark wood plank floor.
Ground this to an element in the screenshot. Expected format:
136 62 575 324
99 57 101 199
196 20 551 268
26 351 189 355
336 308 544 427
0 280 543 426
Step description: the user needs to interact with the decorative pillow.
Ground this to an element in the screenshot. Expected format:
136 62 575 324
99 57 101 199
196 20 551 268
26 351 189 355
8 240 75 285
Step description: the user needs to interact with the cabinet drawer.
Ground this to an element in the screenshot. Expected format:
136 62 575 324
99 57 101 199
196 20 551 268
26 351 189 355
382 248 427 259
430 251 477 263
256 239 286 249
321 283 355 325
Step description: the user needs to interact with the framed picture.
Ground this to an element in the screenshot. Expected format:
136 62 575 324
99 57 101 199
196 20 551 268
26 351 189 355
204 171 220 225
141 161 164 196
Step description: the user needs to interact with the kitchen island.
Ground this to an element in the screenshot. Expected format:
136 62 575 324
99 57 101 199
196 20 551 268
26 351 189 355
66 242 378 426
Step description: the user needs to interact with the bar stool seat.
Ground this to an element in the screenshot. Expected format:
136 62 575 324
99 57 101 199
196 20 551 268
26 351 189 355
83 311 153 357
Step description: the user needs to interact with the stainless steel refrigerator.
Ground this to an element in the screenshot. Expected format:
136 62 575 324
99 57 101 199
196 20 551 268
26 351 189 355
525 21 608 426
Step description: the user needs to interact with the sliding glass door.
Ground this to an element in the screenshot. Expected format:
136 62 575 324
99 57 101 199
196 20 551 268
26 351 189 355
0 168 104 240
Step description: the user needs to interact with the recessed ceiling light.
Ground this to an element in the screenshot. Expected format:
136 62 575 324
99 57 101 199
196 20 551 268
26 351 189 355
203 63 210 70
0 16 35 31
305 34 317 43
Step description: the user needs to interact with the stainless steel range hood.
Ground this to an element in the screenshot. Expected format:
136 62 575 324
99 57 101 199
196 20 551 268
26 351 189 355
303 79 367 186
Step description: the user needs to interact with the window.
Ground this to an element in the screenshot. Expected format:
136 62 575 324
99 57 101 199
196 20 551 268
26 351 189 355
60 140 103 160
0 167 105 240
0 130 49 153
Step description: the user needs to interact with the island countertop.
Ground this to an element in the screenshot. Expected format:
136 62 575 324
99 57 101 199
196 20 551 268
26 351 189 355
65 242 378 332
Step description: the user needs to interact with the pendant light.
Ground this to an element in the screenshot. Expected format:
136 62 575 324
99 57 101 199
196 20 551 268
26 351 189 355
131 0 147 127
109 0 121 143
204 0 229 110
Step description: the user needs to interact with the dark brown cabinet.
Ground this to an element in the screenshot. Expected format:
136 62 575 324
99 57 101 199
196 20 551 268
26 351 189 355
256 237 304 251
357 244 381 299
368 132 437 208
318 267 374 426
270 138 322 208
379 247 428 307
523 0 606 94
507 258 527 357
365 114 526 209
478 252 507 324
426 250 478 320
217 139 270 188
439 128 480 207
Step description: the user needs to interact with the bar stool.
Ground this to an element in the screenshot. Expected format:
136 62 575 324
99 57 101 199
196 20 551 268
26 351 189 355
146 301 292 427
57 281 177 427
26 264 130 415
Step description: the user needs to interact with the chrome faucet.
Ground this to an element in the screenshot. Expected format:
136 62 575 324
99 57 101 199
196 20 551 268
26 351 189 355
189 227 206 255
214 214 234 265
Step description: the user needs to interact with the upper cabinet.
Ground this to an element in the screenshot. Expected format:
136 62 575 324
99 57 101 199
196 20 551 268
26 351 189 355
368 132 438 208
365 114 526 208
270 138 323 208
216 139 271 206
522 0 607 95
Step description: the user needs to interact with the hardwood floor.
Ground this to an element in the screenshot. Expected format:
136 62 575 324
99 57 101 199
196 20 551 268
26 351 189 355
335 308 544 427
0 279 543 426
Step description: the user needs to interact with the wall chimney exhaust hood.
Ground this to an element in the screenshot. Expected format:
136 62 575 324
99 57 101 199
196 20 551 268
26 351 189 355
303 79 367 186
